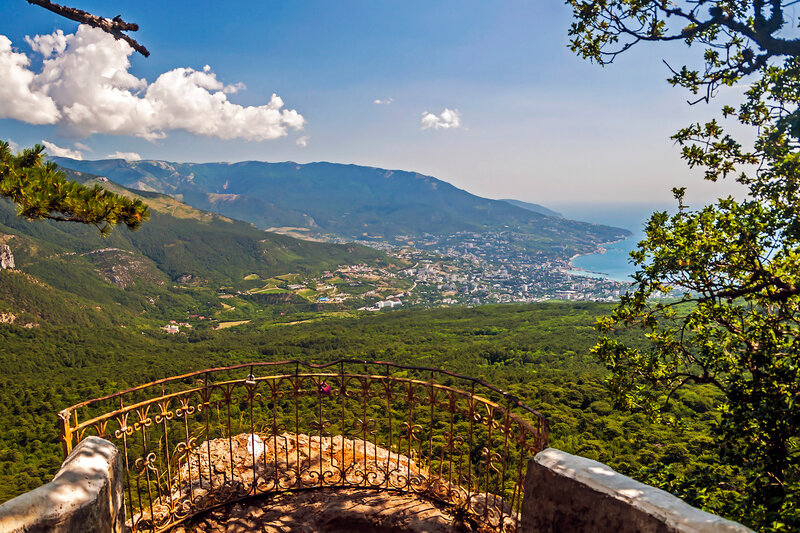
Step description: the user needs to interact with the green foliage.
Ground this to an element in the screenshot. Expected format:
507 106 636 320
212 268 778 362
0 303 720 515
0 142 148 234
0 270 114 328
0 168 388 323
567 0 796 98
569 0 800 529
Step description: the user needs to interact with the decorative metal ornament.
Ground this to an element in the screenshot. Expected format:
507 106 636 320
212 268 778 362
57 360 548 532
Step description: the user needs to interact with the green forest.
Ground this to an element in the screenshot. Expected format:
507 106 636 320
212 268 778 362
4 0 800 529
0 302 727 520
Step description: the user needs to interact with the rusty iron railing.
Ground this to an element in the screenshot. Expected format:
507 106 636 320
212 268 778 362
58 360 548 532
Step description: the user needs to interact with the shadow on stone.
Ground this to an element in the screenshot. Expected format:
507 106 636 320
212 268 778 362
173 489 488 533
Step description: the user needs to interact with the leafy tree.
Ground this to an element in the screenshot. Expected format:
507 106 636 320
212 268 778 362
569 0 800 528
1 142 148 234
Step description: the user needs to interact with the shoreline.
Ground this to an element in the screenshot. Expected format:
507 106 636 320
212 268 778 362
565 236 628 279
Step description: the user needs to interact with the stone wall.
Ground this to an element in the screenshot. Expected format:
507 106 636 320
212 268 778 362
0 437 124 533
0 439 758 533
521 448 753 533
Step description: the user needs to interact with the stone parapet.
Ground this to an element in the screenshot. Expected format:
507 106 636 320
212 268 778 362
0 436 124 533
521 448 753 533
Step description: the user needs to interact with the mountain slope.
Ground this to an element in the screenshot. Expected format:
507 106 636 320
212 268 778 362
0 169 390 325
53 158 629 255
500 199 562 218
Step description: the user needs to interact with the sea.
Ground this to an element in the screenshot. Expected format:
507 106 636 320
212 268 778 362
547 202 676 282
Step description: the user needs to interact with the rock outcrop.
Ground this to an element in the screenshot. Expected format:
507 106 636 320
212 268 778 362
0 245 14 270
175 488 483 533
132 432 513 532
82 248 164 288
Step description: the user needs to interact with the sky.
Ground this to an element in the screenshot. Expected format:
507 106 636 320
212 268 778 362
0 0 749 207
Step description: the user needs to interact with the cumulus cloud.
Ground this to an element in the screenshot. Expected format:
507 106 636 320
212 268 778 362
73 142 91 151
0 36 60 124
420 108 461 130
373 97 393 105
7 140 19 153
106 151 141 161
25 29 68 57
42 139 83 159
1 26 305 141
296 136 309 147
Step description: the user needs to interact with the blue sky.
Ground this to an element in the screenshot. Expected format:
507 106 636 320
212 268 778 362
0 0 746 205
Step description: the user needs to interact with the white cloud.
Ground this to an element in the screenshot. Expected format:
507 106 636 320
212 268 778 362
1 26 304 141
106 151 141 161
374 97 393 105
7 140 18 153
0 36 60 124
296 136 309 147
25 29 68 57
421 108 461 130
42 139 83 159
73 142 91 151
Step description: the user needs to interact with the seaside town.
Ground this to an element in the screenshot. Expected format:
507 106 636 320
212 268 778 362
150 230 652 334
238 232 634 313
388 231 631 304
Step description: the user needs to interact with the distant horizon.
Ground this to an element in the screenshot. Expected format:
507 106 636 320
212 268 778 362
3 1 747 206
49 153 703 221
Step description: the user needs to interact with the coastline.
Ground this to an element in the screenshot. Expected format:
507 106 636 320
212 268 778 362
564 237 627 279
546 203 664 284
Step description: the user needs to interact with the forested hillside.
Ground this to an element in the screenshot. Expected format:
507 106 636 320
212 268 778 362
0 170 391 327
0 303 721 516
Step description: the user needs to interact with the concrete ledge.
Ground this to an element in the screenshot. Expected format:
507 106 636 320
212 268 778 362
521 448 753 533
0 437 124 533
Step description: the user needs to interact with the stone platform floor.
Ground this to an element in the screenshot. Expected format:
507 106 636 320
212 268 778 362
170 488 491 533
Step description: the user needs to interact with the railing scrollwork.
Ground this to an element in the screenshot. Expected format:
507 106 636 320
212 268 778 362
58 359 548 532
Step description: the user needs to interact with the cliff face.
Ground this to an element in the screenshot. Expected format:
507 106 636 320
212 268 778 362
0 245 14 270
82 248 165 288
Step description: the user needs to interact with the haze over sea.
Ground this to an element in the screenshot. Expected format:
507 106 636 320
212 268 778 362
548 202 676 282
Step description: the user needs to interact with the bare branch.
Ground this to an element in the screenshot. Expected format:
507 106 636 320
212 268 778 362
26 0 149 57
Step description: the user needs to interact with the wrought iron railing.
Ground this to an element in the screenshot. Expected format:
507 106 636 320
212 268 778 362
58 360 548 532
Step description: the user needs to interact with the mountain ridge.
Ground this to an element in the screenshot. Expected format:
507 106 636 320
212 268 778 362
500 199 563 218
52 157 630 257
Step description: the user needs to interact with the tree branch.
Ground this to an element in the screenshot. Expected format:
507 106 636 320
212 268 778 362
26 0 149 57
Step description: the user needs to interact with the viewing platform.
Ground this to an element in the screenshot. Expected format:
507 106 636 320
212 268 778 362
0 360 752 533
57 360 548 532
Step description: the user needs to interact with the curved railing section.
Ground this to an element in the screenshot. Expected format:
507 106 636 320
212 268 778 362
58 360 549 532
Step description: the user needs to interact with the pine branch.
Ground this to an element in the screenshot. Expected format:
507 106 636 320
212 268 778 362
0 141 150 233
